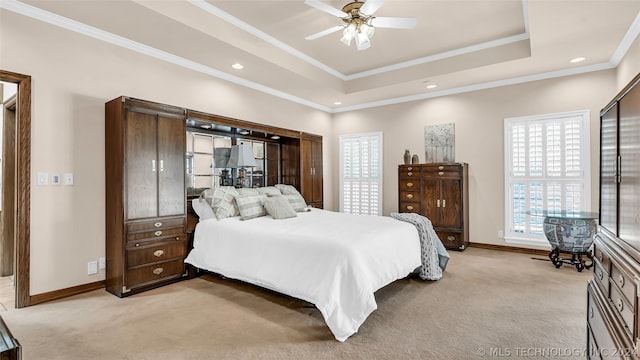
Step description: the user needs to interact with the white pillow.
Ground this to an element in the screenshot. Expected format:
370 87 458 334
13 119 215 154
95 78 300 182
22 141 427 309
191 198 216 220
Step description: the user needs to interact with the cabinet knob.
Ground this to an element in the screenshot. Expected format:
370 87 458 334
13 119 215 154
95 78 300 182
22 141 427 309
407 167 412 171
438 166 444 170
408 172 413 176
135 243 140 247
154 222 162 228
589 306 594 319
438 171 444 176
406 194 413 199
597 269 603 280
617 298 624 312
153 267 164 276
447 235 456 241
154 230 163 237
618 274 625 288
406 205 414 211
176 236 181 241
153 249 165 257
407 182 413 187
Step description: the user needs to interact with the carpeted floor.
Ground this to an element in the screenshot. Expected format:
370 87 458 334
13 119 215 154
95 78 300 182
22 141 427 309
1 247 591 359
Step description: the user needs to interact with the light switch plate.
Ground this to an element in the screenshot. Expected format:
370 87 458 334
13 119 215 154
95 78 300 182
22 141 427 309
37 172 48 186
64 173 74 186
51 173 61 186
88 261 98 275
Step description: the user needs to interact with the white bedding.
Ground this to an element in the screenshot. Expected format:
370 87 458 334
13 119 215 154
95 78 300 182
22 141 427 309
184 208 422 341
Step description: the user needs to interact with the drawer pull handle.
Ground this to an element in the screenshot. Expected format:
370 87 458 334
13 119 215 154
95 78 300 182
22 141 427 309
153 250 165 257
154 230 163 237
135 243 140 247
438 171 444 176
406 194 414 199
176 236 181 241
407 182 413 187
406 205 414 211
618 274 625 288
154 222 162 228
408 172 413 176
407 167 412 171
617 298 624 312
447 236 456 241
597 269 603 280
153 267 164 276
438 166 444 170
589 306 594 319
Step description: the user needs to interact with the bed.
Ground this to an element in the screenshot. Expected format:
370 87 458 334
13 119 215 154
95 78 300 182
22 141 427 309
185 186 448 342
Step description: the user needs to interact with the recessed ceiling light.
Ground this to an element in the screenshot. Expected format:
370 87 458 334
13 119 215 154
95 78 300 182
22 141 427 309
570 57 586 63
232 63 244 70
426 84 437 89
334 101 342 105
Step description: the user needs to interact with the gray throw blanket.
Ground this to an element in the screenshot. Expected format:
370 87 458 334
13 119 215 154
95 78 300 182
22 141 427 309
390 212 450 281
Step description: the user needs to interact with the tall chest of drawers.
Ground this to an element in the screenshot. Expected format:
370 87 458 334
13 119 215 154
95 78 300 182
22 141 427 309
398 163 469 250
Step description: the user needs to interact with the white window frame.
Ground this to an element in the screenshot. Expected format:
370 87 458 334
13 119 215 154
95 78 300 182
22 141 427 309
503 110 591 247
339 132 383 215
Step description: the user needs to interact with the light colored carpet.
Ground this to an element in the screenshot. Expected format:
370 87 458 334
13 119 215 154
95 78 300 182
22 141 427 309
1 247 590 359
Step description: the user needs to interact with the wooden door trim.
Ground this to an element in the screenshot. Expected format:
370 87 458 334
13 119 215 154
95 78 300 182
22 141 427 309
0 70 31 308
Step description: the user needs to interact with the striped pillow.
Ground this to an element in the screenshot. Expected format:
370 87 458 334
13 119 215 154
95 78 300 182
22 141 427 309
264 195 297 219
235 194 267 220
202 187 240 220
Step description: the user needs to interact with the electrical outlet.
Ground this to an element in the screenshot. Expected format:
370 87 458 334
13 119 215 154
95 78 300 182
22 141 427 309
88 261 98 275
99 257 106 270
497 230 504 238
64 173 74 186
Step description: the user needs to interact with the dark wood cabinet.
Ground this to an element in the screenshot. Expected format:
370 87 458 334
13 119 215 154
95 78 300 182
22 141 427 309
398 163 468 250
588 73 640 359
300 136 323 208
105 97 188 297
0 316 20 360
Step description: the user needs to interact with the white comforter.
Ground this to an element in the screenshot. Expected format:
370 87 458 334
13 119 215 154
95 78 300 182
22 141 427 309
184 208 421 341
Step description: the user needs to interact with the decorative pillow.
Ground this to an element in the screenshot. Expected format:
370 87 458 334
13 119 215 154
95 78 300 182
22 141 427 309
191 198 216 220
284 193 308 212
235 194 267 220
237 188 260 196
256 186 281 196
275 184 300 195
206 186 240 220
264 196 297 219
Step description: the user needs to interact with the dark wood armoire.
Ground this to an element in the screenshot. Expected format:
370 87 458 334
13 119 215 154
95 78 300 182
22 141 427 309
105 97 189 297
398 163 469 250
587 73 640 358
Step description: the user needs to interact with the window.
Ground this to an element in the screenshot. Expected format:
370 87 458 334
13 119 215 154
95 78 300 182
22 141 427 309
504 110 591 246
340 132 383 215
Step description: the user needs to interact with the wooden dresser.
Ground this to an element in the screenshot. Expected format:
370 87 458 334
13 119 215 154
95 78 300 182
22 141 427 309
398 163 469 250
587 73 640 359
105 97 189 297
0 316 20 360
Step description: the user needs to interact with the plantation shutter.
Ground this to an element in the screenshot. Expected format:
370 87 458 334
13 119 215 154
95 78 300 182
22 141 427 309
340 132 383 215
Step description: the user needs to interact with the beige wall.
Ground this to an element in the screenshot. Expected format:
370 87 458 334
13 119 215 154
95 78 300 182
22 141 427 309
1 12 332 295
332 70 616 250
616 35 640 91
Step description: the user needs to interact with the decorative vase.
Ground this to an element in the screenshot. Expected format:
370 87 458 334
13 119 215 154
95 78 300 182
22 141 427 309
403 150 411 165
411 154 419 164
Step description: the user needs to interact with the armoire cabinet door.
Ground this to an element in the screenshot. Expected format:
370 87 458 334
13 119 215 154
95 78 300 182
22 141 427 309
157 116 185 217
126 111 158 220
422 178 441 226
619 84 640 244
440 178 462 229
311 139 323 203
599 103 618 235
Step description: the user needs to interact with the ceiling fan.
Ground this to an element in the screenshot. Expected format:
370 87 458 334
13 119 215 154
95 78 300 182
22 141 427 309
304 0 418 51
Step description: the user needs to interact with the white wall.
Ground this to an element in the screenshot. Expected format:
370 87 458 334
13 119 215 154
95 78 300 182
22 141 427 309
1 11 332 295
332 70 616 249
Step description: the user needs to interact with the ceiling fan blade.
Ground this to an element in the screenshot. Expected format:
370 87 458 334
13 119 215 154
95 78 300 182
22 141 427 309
371 17 418 29
305 25 344 40
304 0 347 18
360 0 385 16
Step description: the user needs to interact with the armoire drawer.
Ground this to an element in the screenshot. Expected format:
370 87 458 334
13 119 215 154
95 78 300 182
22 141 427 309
126 240 187 268
126 259 185 288
399 202 421 213
399 179 419 190
127 227 185 242
422 165 461 177
400 190 420 202
437 231 463 249
127 217 185 232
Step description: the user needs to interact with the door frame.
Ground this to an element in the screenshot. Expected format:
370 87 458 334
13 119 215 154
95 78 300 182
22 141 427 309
0 70 31 308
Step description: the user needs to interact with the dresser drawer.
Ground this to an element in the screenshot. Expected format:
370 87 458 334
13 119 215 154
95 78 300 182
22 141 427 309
400 190 420 202
593 260 609 297
422 164 461 177
588 284 622 359
438 231 463 249
399 179 419 190
399 202 421 213
127 217 185 232
127 227 185 242
399 166 420 179
126 240 187 268
126 259 185 288
610 260 636 308
594 240 611 273
609 281 635 340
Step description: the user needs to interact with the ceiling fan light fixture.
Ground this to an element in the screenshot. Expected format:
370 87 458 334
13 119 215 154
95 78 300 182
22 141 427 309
355 31 371 50
341 23 357 46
